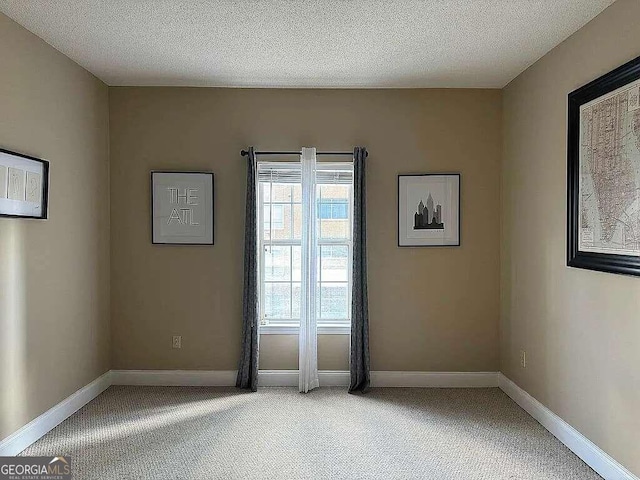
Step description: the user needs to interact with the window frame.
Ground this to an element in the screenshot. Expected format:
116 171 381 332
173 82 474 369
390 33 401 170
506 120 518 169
257 161 353 335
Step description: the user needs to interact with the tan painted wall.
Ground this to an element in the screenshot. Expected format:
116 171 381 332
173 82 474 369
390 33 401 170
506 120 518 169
501 0 640 475
110 87 501 372
0 13 110 440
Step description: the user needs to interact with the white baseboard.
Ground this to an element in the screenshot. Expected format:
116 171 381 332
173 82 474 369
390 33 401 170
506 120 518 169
371 371 499 388
3 368 635 480
111 369 351 387
111 369 237 386
0 371 112 456
498 374 638 480
110 369 498 388
259 370 499 388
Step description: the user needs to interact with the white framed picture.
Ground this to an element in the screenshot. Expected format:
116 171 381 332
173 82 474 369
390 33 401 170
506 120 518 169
0 148 49 219
398 173 460 247
151 171 214 245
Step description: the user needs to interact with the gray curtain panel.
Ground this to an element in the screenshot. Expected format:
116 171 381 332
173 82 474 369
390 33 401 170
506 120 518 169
236 147 259 391
349 147 370 393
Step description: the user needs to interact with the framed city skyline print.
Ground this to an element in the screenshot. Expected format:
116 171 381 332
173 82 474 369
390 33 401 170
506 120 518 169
151 171 214 245
0 148 49 220
567 55 640 276
398 173 460 247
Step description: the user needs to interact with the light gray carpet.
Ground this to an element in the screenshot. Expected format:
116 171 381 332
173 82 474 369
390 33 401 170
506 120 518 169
21 387 601 480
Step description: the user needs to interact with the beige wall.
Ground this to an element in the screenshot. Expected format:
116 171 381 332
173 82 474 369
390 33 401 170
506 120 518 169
3 0 639 472
501 0 640 475
110 87 501 372
0 14 110 439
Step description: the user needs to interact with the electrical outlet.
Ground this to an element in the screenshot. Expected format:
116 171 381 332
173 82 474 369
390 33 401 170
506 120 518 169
520 350 526 368
172 335 182 349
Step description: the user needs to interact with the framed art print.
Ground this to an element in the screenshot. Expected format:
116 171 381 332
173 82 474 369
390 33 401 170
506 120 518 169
398 173 460 247
151 171 214 245
567 55 640 276
0 148 49 219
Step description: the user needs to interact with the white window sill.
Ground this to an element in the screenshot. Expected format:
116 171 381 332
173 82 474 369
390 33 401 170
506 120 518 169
259 324 351 335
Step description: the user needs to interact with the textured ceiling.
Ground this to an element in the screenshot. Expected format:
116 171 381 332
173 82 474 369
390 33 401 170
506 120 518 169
0 0 615 88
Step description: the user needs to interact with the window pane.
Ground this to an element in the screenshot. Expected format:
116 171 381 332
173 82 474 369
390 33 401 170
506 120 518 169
264 282 291 319
293 184 302 202
261 182 271 203
264 246 291 281
319 218 349 239
263 204 285 233
271 184 292 202
293 203 302 239
292 282 301 319
272 204 284 227
320 283 348 319
319 185 349 203
292 246 301 281
320 245 348 282
317 199 348 219
332 202 348 219
263 204 275 240
270 204 294 240
318 202 331 219
317 184 350 239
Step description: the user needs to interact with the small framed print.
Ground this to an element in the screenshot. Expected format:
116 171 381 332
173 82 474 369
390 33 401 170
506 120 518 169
398 173 460 247
0 148 49 219
151 171 214 245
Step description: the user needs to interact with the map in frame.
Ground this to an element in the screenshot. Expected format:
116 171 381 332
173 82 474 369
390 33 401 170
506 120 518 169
578 78 640 257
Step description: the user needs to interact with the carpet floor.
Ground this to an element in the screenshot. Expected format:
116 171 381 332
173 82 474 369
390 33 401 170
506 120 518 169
20 386 601 480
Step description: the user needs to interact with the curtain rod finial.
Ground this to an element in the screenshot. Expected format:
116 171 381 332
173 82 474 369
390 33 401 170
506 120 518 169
240 150 249 156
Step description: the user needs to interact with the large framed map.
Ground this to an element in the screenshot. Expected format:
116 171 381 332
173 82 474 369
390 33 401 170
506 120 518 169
568 55 640 276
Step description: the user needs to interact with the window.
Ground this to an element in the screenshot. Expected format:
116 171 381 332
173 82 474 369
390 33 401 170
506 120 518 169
258 162 353 333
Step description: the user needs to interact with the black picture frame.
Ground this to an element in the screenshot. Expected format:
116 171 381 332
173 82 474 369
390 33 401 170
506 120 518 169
0 148 49 220
151 171 215 245
567 55 640 276
397 173 461 247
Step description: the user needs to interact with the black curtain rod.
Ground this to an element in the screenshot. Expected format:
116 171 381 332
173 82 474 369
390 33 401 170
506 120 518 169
240 150 367 157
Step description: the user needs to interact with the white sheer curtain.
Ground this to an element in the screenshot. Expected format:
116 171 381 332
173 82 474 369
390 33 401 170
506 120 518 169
299 147 319 393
